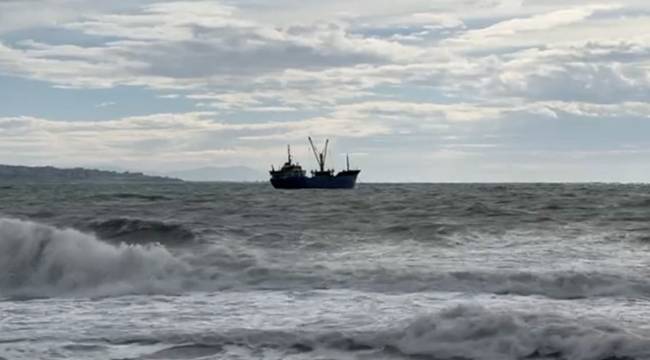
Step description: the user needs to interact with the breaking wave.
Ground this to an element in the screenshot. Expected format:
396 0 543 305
88 217 195 245
117 305 650 360
2 217 649 301
0 218 189 298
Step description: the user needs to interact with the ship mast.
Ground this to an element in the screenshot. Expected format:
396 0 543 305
287 144 292 164
308 137 329 172
322 139 329 171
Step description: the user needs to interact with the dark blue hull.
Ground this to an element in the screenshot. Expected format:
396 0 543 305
271 171 359 189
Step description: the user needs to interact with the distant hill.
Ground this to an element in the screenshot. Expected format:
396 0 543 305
0 164 181 183
165 166 265 182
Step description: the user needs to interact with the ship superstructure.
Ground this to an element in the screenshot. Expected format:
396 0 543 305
269 138 360 189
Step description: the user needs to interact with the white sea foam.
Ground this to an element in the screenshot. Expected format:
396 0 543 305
125 305 650 360
388 305 650 360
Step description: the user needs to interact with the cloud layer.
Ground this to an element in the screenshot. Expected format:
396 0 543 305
1 0 650 181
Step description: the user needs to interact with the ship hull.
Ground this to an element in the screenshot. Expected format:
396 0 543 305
271 171 359 189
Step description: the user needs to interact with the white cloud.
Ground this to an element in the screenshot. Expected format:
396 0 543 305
95 101 115 108
0 111 390 169
334 101 506 122
459 4 619 39
157 94 180 99
529 101 650 118
0 1 422 90
0 0 126 35
485 40 650 102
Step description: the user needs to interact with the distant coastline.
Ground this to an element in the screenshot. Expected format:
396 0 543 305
0 164 181 183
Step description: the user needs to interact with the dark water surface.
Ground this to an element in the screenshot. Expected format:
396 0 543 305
2 183 650 359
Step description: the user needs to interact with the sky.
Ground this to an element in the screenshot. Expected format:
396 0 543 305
1 0 650 182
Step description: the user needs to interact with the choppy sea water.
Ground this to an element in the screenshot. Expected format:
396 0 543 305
2 183 650 359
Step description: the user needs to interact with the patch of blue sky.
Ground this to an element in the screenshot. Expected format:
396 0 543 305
372 84 457 103
354 26 422 37
353 26 463 43
495 113 650 151
588 6 650 20
0 75 196 121
218 109 324 124
460 15 515 31
463 44 535 57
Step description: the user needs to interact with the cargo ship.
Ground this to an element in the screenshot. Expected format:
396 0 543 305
270 137 360 189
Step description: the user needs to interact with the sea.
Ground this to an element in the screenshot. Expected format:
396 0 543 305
2 182 650 360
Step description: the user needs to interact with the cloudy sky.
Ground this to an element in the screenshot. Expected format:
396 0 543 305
1 0 650 181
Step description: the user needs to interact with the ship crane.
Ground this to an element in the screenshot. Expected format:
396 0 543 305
308 137 329 173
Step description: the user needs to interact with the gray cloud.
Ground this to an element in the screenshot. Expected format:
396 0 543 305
0 2 417 89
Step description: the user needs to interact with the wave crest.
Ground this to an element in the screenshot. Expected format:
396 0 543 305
89 217 195 245
391 305 648 360
0 218 188 297
127 306 650 360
